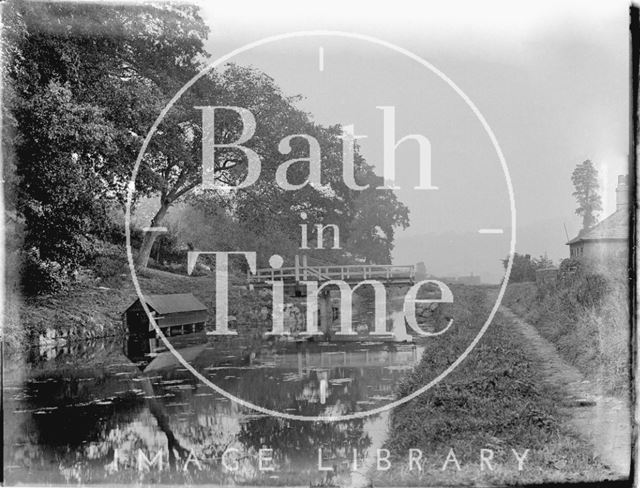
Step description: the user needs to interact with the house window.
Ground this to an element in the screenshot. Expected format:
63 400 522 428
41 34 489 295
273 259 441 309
571 245 584 258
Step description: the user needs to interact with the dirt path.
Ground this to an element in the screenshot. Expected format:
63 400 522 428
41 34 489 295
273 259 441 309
498 305 631 476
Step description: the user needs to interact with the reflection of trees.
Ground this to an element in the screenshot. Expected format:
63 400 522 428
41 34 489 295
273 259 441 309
138 377 190 469
186 343 414 415
238 416 372 473
7 338 415 484
205 362 404 415
5 368 149 484
129 347 384 479
22 371 143 443
6 361 238 483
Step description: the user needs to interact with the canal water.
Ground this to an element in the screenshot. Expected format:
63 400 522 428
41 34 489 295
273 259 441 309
3 334 424 485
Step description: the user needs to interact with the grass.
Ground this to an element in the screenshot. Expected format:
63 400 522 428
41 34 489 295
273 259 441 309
502 272 630 399
370 285 618 486
3 266 270 356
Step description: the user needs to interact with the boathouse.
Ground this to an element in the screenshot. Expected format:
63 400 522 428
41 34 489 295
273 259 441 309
123 293 208 337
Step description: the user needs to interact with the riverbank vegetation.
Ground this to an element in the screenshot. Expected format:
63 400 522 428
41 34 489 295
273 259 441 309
502 260 629 399
4 266 273 356
372 285 617 485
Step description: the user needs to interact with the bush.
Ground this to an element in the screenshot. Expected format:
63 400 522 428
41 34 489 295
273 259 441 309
20 248 70 295
150 230 184 265
575 273 609 308
503 267 629 397
92 254 128 279
502 253 538 283
89 210 144 249
559 257 582 273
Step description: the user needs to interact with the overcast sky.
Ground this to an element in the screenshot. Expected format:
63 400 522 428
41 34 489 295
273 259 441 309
193 0 629 281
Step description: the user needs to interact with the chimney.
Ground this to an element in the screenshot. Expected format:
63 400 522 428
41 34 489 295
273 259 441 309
616 175 629 211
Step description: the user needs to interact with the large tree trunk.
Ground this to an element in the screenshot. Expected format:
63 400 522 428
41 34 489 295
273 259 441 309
135 203 170 269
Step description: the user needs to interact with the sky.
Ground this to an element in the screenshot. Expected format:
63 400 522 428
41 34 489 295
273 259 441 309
190 0 629 282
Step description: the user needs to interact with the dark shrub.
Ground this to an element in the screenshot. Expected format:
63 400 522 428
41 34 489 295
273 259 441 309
20 248 70 295
574 273 609 308
93 254 128 279
150 230 183 265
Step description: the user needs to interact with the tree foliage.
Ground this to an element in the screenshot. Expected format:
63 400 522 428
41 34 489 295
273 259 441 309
6 0 411 293
501 253 555 283
571 159 602 231
167 65 410 269
5 0 209 292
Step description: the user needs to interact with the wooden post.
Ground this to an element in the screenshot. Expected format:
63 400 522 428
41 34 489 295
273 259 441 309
318 290 332 334
295 255 300 282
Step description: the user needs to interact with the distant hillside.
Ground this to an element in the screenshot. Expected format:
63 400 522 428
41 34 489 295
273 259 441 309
392 216 581 284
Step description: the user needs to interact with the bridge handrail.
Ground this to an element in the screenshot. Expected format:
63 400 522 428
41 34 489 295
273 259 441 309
247 263 415 283
306 255 335 267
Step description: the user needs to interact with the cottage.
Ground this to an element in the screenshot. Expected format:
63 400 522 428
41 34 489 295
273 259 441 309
123 293 208 338
566 175 630 262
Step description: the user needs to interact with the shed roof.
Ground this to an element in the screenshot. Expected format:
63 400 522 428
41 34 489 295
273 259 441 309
135 293 208 314
566 210 629 245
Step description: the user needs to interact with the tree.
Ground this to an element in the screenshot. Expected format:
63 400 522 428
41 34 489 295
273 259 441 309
535 253 554 269
571 159 602 231
138 64 410 268
134 65 313 268
15 82 118 266
501 252 555 283
501 253 537 283
7 0 410 277
6 1 210 289
344 172 410 264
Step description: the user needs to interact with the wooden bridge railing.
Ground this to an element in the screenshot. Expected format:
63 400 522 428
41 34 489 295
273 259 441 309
247 256 415 284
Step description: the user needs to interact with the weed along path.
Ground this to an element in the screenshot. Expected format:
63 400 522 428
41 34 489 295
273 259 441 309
498 304 631 476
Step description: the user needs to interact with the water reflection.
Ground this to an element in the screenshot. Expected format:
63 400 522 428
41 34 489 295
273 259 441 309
4 333 422 485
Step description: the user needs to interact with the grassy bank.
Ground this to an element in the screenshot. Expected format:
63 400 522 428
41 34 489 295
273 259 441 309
502 271 629 398
371 285 617 485
4 267 270 355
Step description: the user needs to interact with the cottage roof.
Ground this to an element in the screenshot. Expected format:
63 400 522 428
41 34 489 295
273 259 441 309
137 293 207 314
566 209 629 245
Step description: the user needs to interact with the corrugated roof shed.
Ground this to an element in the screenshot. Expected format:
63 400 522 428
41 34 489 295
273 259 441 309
142 293 207 314
566 210 629 244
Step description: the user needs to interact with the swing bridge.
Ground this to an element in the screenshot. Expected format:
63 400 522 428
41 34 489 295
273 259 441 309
248 255 415 287
245 255 417 342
